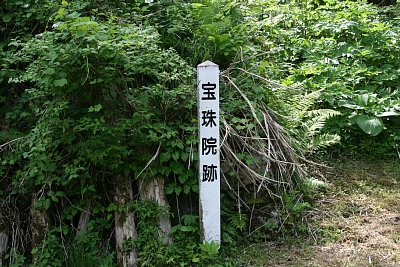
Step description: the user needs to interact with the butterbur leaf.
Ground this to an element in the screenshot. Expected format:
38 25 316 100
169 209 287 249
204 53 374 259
356 115 384 136
359 94 370 106
339 103 364 110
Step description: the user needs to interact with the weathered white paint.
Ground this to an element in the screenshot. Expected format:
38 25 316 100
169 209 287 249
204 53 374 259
197 61 220 244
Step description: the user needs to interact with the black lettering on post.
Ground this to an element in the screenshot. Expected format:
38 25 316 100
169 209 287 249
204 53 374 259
202 164 218 182
201 82 216 100
201 110 217 128
201 137 217 155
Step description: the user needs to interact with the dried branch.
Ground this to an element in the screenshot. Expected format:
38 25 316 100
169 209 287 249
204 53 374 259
135 143 161 179
0 136 27 152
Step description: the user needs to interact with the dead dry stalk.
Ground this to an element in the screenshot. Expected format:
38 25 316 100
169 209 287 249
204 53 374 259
219 68 307 231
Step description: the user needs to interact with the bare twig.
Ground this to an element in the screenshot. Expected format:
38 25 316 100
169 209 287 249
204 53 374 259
0 136 27 152
135 143 161 179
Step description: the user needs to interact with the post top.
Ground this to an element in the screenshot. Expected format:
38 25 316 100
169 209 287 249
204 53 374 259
197 60 219 67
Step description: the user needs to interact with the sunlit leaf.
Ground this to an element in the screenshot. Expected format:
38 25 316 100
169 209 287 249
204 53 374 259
356 115 384 136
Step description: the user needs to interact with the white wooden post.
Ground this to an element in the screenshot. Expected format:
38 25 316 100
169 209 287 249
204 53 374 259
197 61 220 244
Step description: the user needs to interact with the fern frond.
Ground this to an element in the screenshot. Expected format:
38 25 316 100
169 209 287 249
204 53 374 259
275 89 321 124
228 213 248 232
293 91 321 120
302 116 328 138
306 133 341 152
302 108 340 138
304 177 329 190
305 109 341 119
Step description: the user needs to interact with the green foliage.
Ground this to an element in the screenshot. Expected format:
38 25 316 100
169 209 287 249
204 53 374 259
241 0 400 155
65 232 114 267
32 233 64 267
272 88 341 154
135 0 248 67
304 177 329 191
3 0 195 203
5 250 26 267
31 231 114 267
2 1 197 264
2 0 400 265
355 114 384 136
132 201 238 266
228 213 248 232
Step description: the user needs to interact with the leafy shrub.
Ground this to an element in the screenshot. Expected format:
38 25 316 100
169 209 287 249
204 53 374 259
243 0 400 156
65 232 114 267
132 201 238 266
31 231 114 267
2 0 400 266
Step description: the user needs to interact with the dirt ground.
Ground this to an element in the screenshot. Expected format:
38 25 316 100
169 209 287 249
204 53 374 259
239 160 400 267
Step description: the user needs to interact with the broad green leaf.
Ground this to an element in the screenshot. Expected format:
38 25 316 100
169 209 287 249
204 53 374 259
180 152 188 162
88 104 102 113
2 15 12 23
191 3 204 8
178 174 187 184
180 226 190 232
44 199 51 210
172 151 180 161
166 182 178 195
338 100 364 110
54 78 68 87
67 11 81 19
191 184 199 193
359 94 369 106
183 184 191 194
45 68 55 75
192 257 200 263
174 186 182 196
170 161 184 174
356 115 384 136
160 152 171 163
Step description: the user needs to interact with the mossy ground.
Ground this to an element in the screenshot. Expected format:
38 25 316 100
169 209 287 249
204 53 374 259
236 159 400 266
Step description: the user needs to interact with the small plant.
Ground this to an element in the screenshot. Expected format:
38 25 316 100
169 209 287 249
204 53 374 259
32 233 64 267
65 232 114 267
